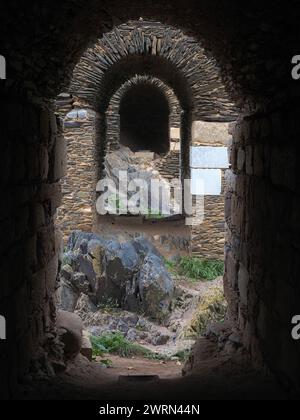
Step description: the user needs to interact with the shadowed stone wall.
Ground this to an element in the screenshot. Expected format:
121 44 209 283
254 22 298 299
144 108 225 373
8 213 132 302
0 100 65 396
56 109 97 240
224 106 300 394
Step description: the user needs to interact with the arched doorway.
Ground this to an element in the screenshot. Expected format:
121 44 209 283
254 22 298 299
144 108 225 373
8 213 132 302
120 83 170 154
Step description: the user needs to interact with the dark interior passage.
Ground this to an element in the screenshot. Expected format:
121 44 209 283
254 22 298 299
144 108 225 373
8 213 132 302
120 83 170 154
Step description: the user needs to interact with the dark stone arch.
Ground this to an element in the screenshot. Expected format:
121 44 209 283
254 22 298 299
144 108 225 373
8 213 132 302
69 20 238 121
72 52 193 114
1 1 297 108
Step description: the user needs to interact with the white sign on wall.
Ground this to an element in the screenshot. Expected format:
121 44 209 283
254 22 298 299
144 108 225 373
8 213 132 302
191 169 222 196
190 146 229 169
190 146 229 196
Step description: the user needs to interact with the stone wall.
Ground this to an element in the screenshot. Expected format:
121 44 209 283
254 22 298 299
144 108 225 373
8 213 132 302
190 122 231 260
56 110 96 240
0 100 65 397
70 20 238 121
56 113 229 261
224 107 300 393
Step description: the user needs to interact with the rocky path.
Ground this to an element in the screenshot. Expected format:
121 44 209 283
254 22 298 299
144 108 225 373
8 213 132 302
58 231 227 369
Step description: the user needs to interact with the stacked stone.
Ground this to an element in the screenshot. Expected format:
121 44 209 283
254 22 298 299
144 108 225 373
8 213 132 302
223 107 299 387
154 151 181 181
0 102 66 395
70 20 238 121
190 194 226 261
56 110 96 241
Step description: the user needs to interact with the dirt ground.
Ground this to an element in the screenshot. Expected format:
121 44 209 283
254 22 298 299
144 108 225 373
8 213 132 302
99 355 182 379
19 338 286 401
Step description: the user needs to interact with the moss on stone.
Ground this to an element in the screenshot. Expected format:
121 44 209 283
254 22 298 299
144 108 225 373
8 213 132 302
185 286 227 338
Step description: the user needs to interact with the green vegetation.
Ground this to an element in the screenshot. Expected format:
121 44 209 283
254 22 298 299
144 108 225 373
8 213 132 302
164 258 177 273
90 335 107 357
100 359 113 368
91 332 152 358
164 256 224 281
90 332 185 362
179 257 224 281
145 209 165 220
174 349 191 363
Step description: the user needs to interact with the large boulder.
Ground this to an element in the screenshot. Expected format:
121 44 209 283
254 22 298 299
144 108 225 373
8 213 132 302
57 310 83 361
75 293 98 320
96 240 140 306
131 236 163 261
59 231 175 325
57 279 79 312
67 231 106 253
137 253 174 324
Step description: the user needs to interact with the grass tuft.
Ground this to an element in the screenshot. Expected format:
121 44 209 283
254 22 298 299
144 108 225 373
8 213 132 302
164 256 224 281
178 257 224 281
91 333 151 358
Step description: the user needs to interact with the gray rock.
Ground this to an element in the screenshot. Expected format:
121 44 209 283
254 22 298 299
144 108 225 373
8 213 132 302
60 264 74 282
97 240 140 305
75 254 96 291
132 236 163 261
67 231 106 253
81 331 93 362
137 253 174 323
117 320 131 334
73 272 90 294
87 326 106 337
57 279 79 312
126 328 138 342
62 231 175 325
75 294 97 318
57 310 83 361
151 333 170 346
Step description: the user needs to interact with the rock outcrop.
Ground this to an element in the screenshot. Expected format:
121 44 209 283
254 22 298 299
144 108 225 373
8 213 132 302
57 231 175 324
57 310 83 361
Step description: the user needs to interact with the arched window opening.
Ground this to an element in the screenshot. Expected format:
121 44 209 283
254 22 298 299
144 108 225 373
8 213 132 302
120 83 170 154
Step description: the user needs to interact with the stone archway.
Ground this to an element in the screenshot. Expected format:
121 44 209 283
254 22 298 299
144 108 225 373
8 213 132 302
0 1 299 398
